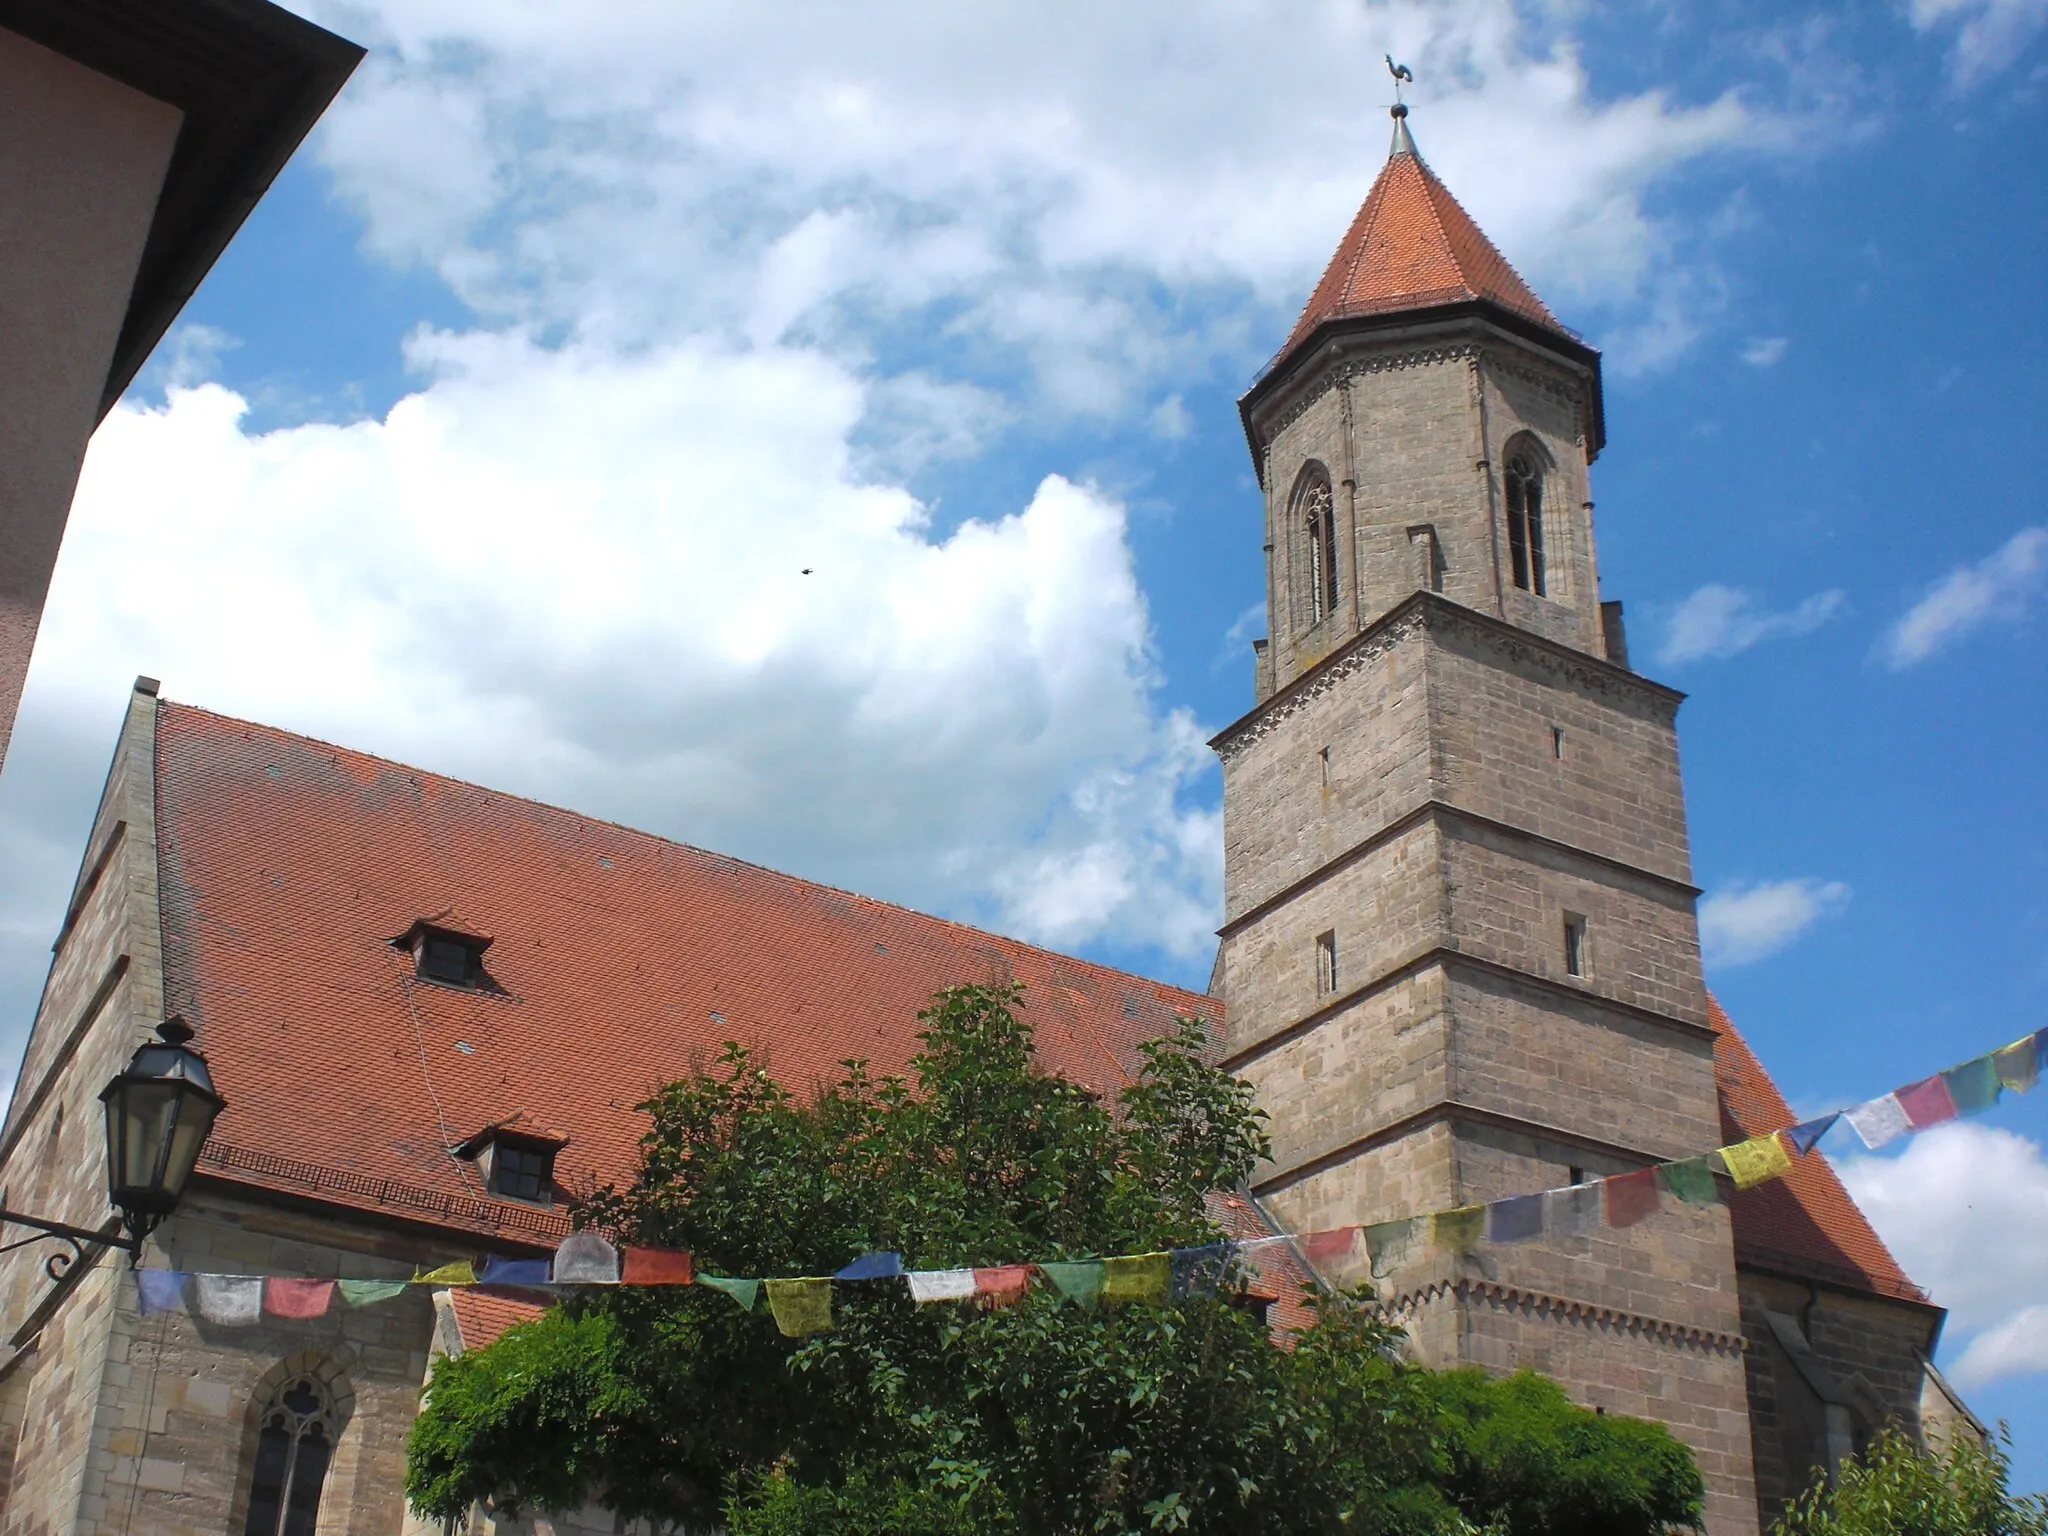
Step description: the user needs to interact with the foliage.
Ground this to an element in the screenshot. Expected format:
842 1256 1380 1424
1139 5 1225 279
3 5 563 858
1773 1427 2048 1536
406 983 1703 1536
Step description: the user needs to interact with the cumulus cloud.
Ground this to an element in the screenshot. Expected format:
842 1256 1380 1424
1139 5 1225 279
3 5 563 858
1697 877 1850 966
298 0 1756 408
1838 1123 2048 1388
1910 0 2048 83
1885 526 2048 668
1658 583 1845 665
1741 335 1788 366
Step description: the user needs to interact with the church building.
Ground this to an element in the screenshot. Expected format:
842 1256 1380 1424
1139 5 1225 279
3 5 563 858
0 108 1978 1536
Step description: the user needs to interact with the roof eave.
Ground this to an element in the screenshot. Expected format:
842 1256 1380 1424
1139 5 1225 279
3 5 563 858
1237 298 1605 487
0 0 365 420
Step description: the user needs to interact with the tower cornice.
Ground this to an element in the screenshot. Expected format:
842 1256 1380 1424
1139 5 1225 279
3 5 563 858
1207 590 1682 764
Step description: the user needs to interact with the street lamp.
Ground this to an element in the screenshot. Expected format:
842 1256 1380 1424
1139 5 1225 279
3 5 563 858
0 1018 224 1282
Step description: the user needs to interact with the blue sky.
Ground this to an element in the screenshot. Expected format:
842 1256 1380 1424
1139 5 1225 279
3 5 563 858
1 0 2043 1493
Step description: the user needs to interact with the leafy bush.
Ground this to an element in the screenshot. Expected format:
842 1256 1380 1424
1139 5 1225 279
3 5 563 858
1774 1427 2048 1536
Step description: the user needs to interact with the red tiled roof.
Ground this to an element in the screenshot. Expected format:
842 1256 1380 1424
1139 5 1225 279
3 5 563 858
1280 127 1560 360
155 702 1220 1240
448 1288 546 1353
1709 996 1929 1305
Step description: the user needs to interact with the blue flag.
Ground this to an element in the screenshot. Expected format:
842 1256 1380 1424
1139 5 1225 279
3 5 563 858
834 1251 904 1281
1784 1114 1839 1155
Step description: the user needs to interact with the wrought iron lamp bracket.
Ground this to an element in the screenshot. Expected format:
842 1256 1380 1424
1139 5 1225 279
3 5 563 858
0 1208 137 1283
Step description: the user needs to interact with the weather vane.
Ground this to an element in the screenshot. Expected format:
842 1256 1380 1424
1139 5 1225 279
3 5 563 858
1386 55 1414 118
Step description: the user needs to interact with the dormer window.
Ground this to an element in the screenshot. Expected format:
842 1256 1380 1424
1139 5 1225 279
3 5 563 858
453 1113 568 1206
391 915 493 990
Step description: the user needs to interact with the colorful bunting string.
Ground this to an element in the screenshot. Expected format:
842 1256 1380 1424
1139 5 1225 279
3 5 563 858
127 1025 2043 1335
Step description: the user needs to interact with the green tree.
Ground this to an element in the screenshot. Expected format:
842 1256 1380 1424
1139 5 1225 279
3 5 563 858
1774 1427 2048 1536
406 983 1702 1535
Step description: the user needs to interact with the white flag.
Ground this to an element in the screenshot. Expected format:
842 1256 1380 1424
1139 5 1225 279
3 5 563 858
1844 1093 1912 1150
195 1275 263 1325
905 1269 977 1304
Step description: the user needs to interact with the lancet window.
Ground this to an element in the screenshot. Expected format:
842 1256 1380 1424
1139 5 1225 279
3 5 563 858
1294 465 1338 628
243 1374 336 1536
1504 448 1547 597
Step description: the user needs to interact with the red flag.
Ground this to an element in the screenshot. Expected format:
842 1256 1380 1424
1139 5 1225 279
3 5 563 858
972 1265 1033 1308
620 1246 695 1285
1300 1226 1360 1264
263 1278 335 1319
1895 1074 1958 1129
1603 1169 1660 1229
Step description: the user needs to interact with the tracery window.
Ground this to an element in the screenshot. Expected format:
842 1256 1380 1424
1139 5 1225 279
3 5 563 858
243 1375 335 1536
1293 466 1338 628
1504 449 1547 596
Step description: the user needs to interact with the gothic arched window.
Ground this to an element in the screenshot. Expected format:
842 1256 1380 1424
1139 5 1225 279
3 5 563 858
1504 448 1547 597
243 1374 335 1536
1294 466 1338 628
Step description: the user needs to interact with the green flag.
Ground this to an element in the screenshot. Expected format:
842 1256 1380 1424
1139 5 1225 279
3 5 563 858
696 1275 761 1312
1364 1218 1419 1278
1942 1055 2002 1115
1658 1156 1722 1206
1037 1261 1107 1308
1430 1206 1484 1256
337 1279 408 1308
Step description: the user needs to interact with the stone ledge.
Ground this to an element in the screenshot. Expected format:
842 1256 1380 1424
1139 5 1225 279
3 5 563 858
1380 1275 1747 1355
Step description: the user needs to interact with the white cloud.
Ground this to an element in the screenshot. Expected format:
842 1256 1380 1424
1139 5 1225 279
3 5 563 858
19 343 1222 981
1910 0 2048 84
1838 1123 2048 1388
1741 335 1788 366
297 0 1758 409
1697 877 1850 966
1658 583 1845 665
1885 526 2048 668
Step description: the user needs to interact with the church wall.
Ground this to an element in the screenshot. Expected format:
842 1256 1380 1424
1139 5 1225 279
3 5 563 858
1736 1268 1945 1524
0 1259 123 1535
1216 612 1433 925
1257 1113 1459 1252
1422 609 1694 887
83 1188 461 1536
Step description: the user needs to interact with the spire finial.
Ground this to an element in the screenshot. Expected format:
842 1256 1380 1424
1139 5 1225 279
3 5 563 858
1385 56 1417 156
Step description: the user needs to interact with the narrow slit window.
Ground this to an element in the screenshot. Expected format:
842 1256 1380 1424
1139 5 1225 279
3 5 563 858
1315 931 1338 996
1568 1165 1588 1186
1319 746 1332 786
1563 914 1587 978
1504 451 1547 596
1551 726 1565 760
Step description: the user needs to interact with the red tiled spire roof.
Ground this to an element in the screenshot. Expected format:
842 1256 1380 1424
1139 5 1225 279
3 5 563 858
154 701 1220 1240
1708 996 1929 1306
1279 114 1561 360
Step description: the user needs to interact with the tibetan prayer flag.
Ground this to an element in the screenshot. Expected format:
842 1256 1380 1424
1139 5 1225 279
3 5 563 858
337 1280 408 1308
1364 1218 1420 1277
1658 1156 1722 1206
1169 1242 1233 1300
1603 1169 1660 1229
1718 1133 1793 1191
195 1275 263 1325
413 1261 477 1287
1102 1253 1170 1306
834 1251 903 1282
620 1247 694 1285
137 1270 188 1316
1844 1094 1911 1150
1431 1205 1485 1255
765 1278 833 1337
1993 1034 2041 1094
1895 1074 1958 1129
1300 1226 1360 1266
907 1269 977 1304
478 1256 553 1288
552 1232 620 1284
1785 1115 1839 1156
973 1265 1034 1308
1942 1056 2002 1115
263 1279 335 1320
696 1275 760 1312
1487 1194 1544 1244
1038 1261 1106 1308
1548 1184 1603 1238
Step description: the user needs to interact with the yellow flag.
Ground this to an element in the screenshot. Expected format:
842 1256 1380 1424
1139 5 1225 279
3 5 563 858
1430 1205 1485 1255
764 1278 833 1337
1101 1253 1170 1306
1717 1133 1792 1190
412 1261 477 1286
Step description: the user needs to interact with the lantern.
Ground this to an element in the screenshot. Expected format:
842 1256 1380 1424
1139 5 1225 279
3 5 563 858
98 1017 224 1242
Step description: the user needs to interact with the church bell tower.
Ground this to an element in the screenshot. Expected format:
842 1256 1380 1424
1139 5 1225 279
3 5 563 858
1215 108 1762 1535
